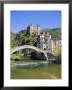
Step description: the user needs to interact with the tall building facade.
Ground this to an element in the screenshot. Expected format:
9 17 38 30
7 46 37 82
37 32 61 55
37 32 52 52
27 23 40 35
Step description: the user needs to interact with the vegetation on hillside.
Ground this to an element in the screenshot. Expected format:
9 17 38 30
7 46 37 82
42 28 61 40
11 32 18 48
11 29 40 48
11 28 61 48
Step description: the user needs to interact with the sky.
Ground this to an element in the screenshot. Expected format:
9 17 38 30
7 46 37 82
10 11 61 33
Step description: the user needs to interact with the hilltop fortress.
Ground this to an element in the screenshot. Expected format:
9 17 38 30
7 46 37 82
27 23 40 35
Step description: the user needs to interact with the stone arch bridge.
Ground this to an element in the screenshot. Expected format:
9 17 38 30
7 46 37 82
11 45 55 61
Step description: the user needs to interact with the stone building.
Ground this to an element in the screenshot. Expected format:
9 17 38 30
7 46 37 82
37 32 61 55
27 23 40 35
37 32 52 52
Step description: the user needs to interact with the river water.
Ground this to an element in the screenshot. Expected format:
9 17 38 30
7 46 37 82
11 60 49 68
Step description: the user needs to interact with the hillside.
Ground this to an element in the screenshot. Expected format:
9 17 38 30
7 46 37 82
11 28 61 48
42 28 61 40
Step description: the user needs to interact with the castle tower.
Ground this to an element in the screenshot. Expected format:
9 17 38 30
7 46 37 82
29 23 33 35
37 24 40 35
27 23 40 35
27 23 33 35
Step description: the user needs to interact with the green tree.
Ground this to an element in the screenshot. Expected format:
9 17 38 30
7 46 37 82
16 30 26 45
11 32 18 48
29 33 39 46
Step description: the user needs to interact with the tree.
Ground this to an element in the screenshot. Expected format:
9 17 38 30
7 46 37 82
16 30 26 45
50 28 61 40
11 32 18 48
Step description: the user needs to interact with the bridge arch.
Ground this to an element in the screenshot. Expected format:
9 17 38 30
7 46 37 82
11 45 45 54
11 45 55 61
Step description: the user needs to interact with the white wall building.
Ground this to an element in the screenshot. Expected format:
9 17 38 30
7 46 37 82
39 33 52 51
38 32 61 54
